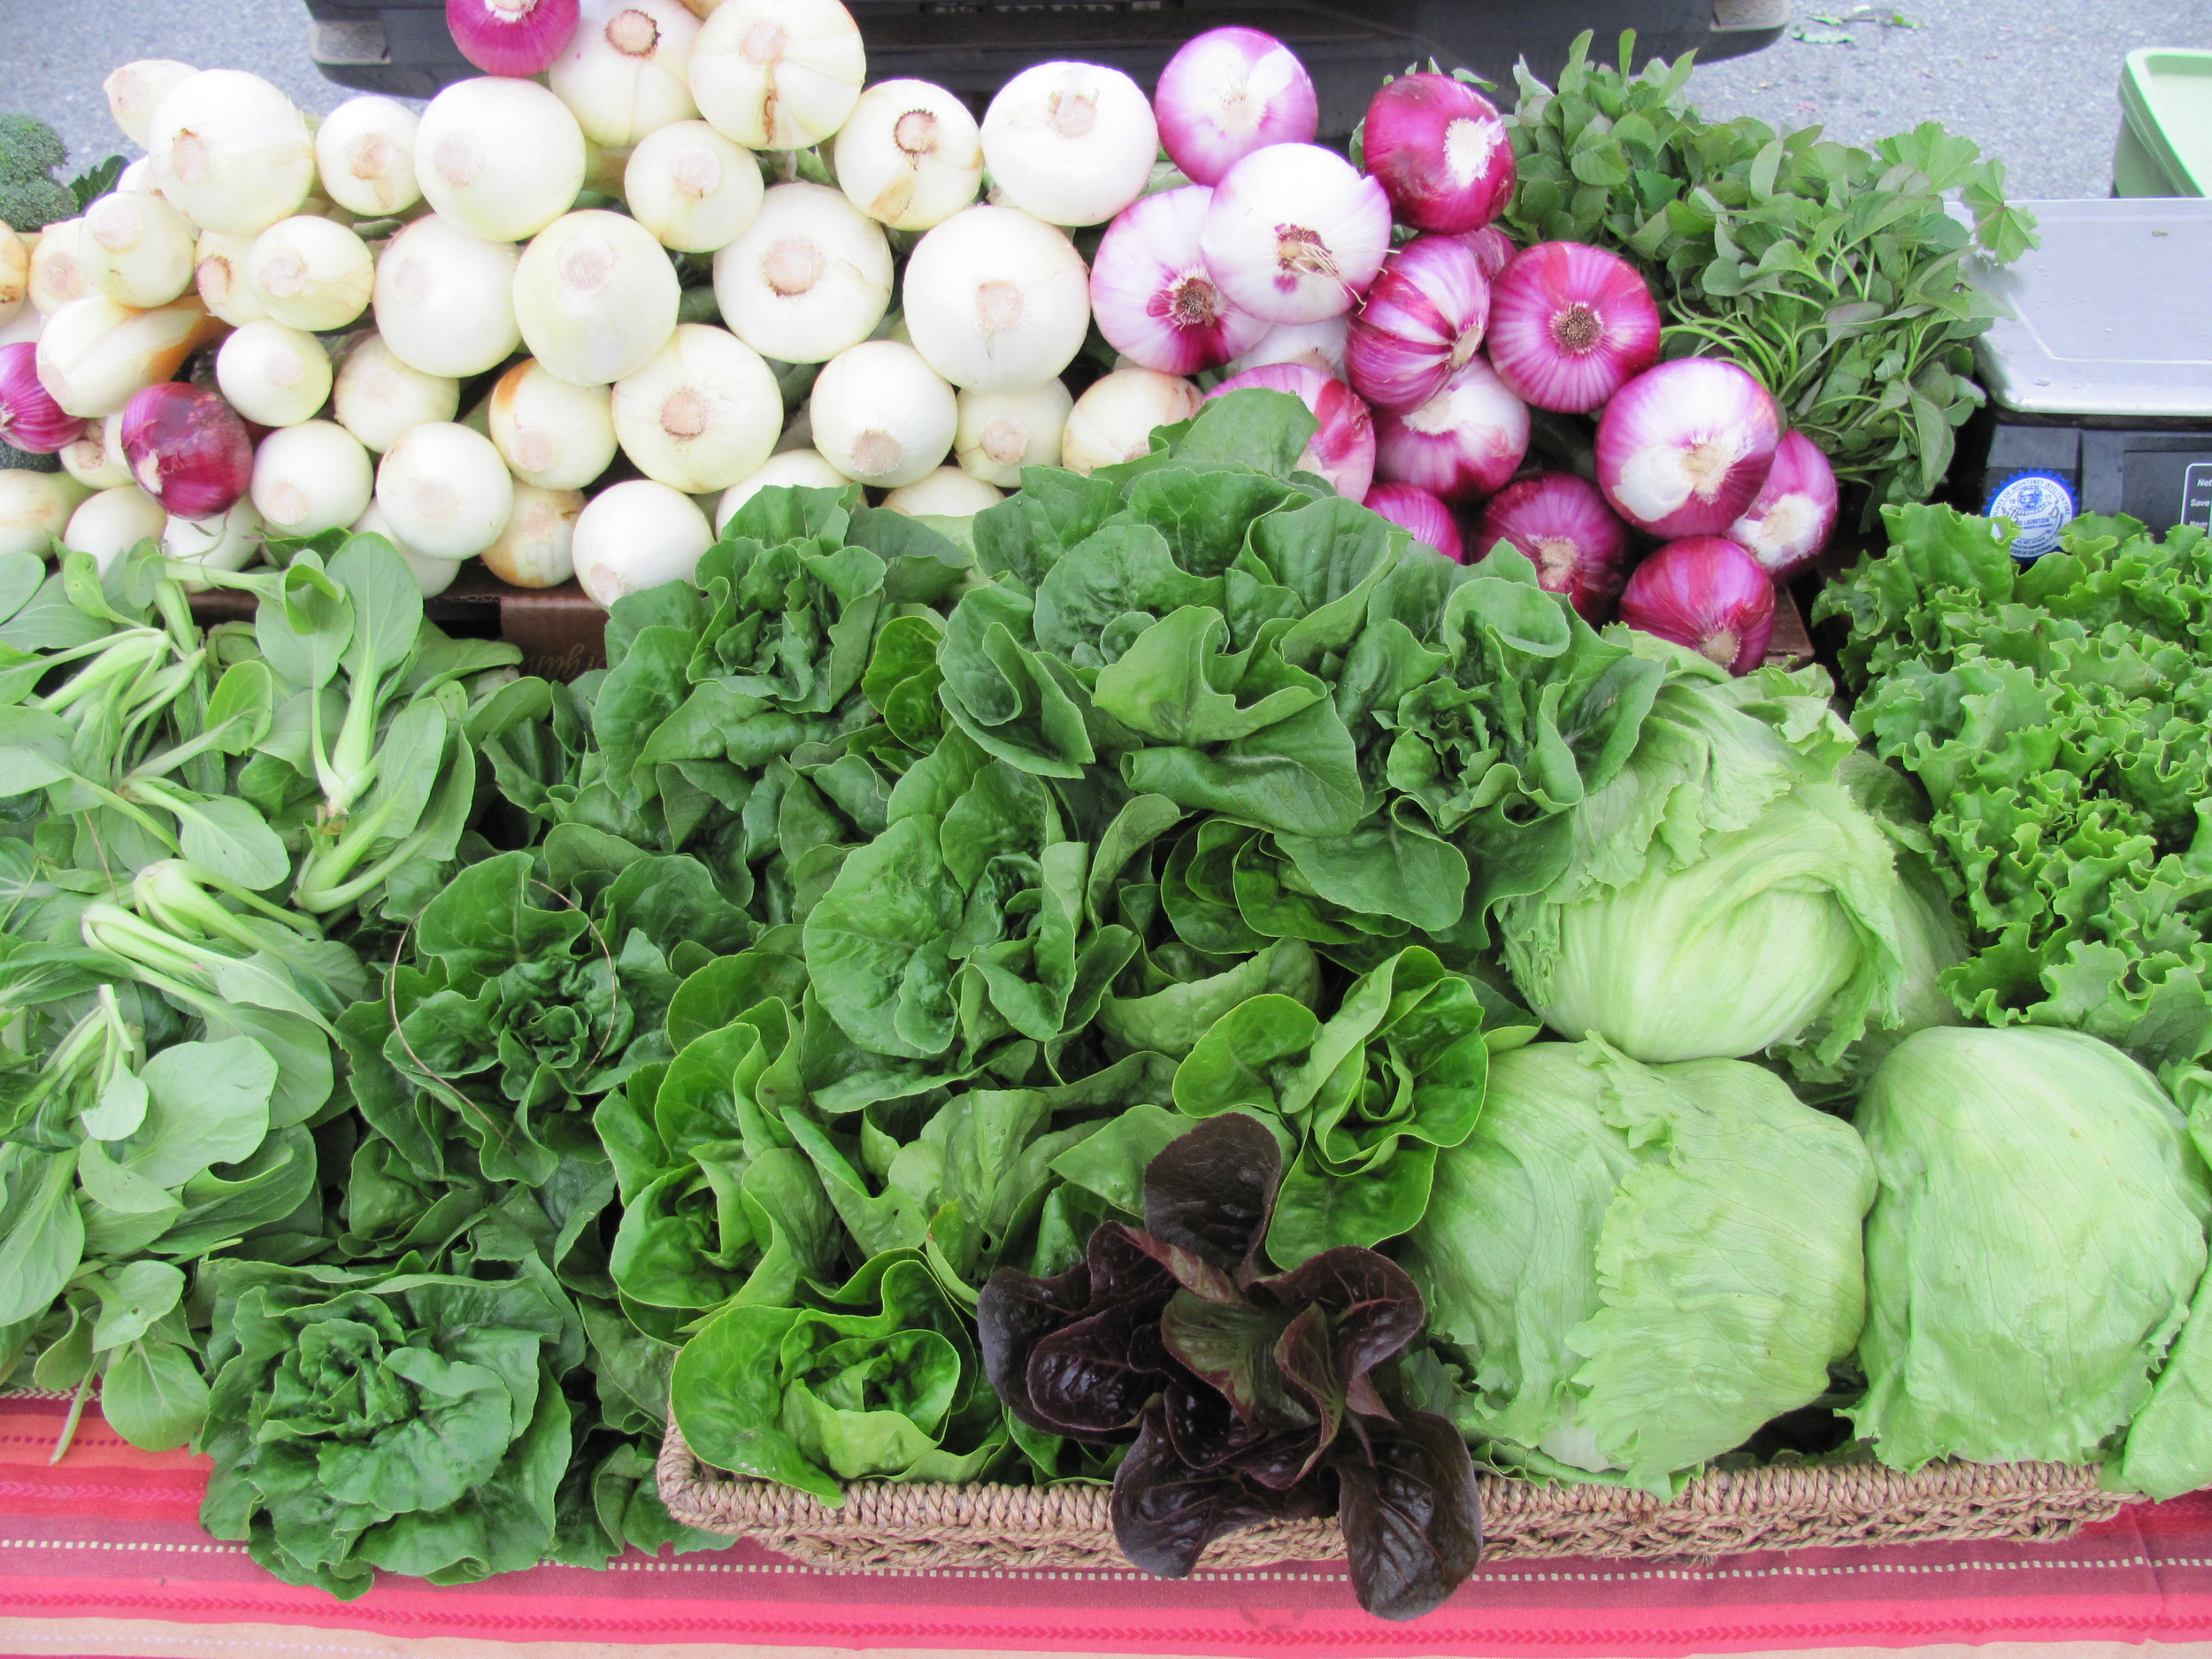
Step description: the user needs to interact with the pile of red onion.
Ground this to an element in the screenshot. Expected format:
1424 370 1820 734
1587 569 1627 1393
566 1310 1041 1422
1079 35 1838 670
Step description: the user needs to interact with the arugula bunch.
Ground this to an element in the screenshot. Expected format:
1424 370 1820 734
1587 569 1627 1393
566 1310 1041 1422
1503 31 2034 513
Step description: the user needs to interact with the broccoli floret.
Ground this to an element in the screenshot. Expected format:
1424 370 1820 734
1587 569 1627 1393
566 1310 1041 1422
0 177 76 233
0 114 68 188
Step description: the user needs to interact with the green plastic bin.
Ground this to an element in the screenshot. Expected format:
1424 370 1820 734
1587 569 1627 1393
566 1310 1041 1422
2116 48 2212 196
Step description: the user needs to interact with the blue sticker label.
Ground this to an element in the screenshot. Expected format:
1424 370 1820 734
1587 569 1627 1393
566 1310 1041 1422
1985 471 2076 561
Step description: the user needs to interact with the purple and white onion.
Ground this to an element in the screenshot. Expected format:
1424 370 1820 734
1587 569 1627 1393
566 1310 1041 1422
1090 185 1266 375
1346 234 1490 414
1728 429 1838 579
0 340 85 453
1364 480 1463 561
1372 357 1527 502
119 382 254 519
1594 357 1780 539
1618 534 1777 674
447 0 580 76
1360 73 1514 234
1485 241 1661 414
1197 143 1392 325
1472 471 1632 621
1153 27 1318 186
1206 360 1375 500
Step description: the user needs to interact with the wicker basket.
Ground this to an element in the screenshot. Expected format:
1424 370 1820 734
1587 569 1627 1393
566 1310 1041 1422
656 1421 2128 1573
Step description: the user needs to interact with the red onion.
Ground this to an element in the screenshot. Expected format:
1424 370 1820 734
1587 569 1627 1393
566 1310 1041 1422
1728 430 1839 580
1619 535 1776 674
1153 27 1318 187
1091 186 1267 376
1225 316 1348 380
1472 472 1631 621
1206 361 1374 500
1364 481 1463 562
448 0 581 76
1372 357 1527 502
1594 358 1780 539
0 341 85 454
1359 74 1514 234
119 382 254 520
1345 235 1489 415
1457 224 1515 280
1485 242 1661 413
1198 143 1392 325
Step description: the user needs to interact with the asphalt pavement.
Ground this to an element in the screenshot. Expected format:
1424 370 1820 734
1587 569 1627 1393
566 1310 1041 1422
2 0 2206 203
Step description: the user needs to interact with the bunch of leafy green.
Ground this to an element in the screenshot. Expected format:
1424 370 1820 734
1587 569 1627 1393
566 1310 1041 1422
1814 506 2212 1079
979 1113 1481 1620
1502 32 2034 512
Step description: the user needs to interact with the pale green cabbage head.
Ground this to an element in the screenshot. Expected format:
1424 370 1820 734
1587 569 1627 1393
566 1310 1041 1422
1854 1025 2212 1477
1502 779 1911 1064
1403 1040 1875 1490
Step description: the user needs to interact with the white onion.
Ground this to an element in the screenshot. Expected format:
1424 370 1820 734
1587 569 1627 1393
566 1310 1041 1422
0 306 40 349
954 380 1070 486
28 221 93 315
64 485 166 571
833 80 983 232
372 214 522 379
0 470 90 557
1224 315 1349 380
979 61 1156 228
902 205 1088 392
0 228 27 327
35 295 222 419
809 340 954 488
550 0 702 146
415 78 588 244
251 420 373 538
625 120 764 253
489 358 619 489
193 229 266 327
333 334 460 452
351 500 462 596
314 96 423 219
714 447 849 530
165 499 265 591
60 414 134 490
573 478 713 605
690 0 864 151
1198 143 1393 325
611 323 781 493
711 183 890 366
883 466 1000 517
375 421 516 559
515 210 682 387
147 71 316 238
1060 368 1202 474
245 216 373 332
80 191 196 309
482 482 583 588
216 321 334 428
104 60 197 150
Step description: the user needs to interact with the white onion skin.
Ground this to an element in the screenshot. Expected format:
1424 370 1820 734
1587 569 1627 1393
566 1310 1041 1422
373 215 522 379
690 0 865 151
882 465 1001 517
216 320 334 428
573 477 714 605
488 358 619 489
515 209 682 387
1594 357 1781 539
80 191 196 310
64 485 167 571
611 322 782 493
833 80 983 232
980 61 1157 228
246 216 375 333
902 204 1089 392
1372 357 1529 503
0 228 27 327
104 60 198 150
714 447 850 529
625 120 764 252
147 70 317 238
251 420 373 537
711 183 892 365
482 481 583 588
1062 368 1202 475
29 222 94 315
1090 185 1266 376
954 380 1071 487
165 498 265 591
60 416 134 490
809 340 955 488
0 470 90 557
375 421 516 559
416 77 589 243
350 500 462 595
35 295 225 419
1152 27 1318 187
194 230 268 327
550 0 703 146
333 334 461 452
1197 143 1393 326
315 96 423 218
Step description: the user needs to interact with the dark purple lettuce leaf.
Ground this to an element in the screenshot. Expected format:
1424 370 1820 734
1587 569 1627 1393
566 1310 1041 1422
978 1260 1094 1429
1261 1248 1425 1426
1110 1402 1332 1578
1333 1410 1484 1622
1141 1112 1279 1279
1026 1294 1175 1438
1158 1292 1313 1439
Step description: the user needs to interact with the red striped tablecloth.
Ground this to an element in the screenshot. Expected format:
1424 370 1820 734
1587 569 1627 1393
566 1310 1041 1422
5 1391 2212 1659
